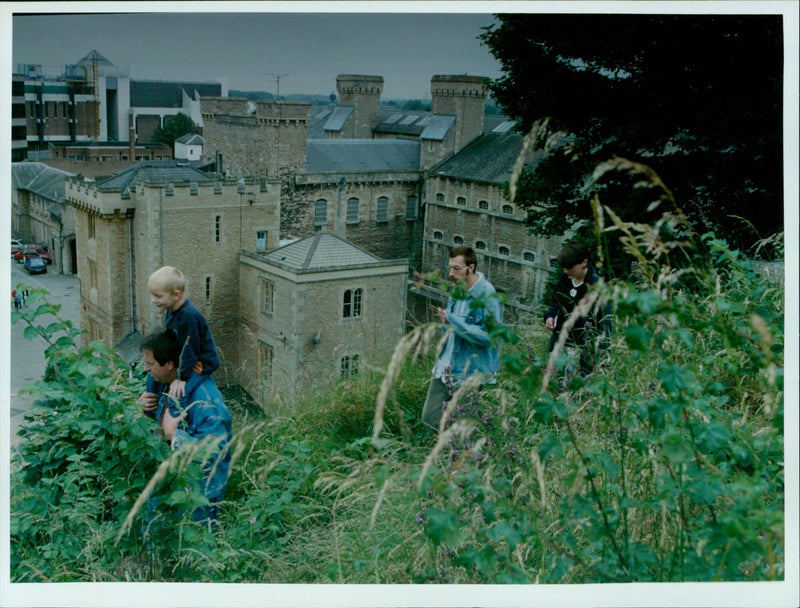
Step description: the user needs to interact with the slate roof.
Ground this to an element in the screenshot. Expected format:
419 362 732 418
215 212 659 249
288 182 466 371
374 110 433 136
323 106 354 132
130 80 223 108
307 105 336 138
261 233 387 274
95 160 214 192
306 139 419 173
430 132 548 185
175 133 204 145
11 162 73 202
420 115 455 141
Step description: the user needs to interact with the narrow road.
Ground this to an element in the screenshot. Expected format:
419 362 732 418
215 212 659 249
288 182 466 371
8 261 80 448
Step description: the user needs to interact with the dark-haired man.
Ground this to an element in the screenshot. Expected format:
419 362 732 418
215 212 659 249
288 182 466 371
139 329 232 526
544 242 610 375
422 245 503 431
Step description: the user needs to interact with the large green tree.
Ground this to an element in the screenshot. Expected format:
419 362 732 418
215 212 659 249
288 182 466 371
152 112 196 148
480 14 784 265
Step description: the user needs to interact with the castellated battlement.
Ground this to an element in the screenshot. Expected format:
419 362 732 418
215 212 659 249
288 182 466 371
430 75 489 98
336 75 384 96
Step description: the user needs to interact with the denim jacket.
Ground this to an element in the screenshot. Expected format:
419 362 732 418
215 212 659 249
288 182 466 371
155 374 233 502
437 272 503 386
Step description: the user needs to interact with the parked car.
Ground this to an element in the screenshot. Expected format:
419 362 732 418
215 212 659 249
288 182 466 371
14 246 52 264
11 239 25 257
24 255 47 275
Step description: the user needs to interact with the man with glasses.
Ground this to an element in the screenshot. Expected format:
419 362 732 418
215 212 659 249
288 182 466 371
422 245 503 432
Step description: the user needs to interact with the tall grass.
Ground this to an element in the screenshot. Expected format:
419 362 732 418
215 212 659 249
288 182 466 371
10 207 784 584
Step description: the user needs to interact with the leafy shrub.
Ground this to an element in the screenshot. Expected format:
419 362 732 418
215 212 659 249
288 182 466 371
403 210 784 583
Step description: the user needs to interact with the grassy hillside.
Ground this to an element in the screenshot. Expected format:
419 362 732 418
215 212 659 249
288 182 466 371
10 217 785 586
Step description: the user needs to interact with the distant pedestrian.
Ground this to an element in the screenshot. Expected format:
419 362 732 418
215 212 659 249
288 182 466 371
14 292 23 311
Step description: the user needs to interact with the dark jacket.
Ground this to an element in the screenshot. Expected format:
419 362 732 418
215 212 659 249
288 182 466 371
544 264 611 355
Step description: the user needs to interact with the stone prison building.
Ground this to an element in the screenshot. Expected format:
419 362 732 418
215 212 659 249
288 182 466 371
66 73 564 410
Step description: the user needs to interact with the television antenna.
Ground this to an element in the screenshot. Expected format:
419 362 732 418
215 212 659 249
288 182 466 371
263 73 289 100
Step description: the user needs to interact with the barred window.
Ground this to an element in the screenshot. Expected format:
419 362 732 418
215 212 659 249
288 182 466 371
346 197 359 224
456 196 467 206
314 199 328 226
341 354 360 380
376 196 389 223
405 195 417 220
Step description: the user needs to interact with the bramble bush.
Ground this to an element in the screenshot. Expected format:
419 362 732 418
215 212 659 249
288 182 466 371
399 206 784 583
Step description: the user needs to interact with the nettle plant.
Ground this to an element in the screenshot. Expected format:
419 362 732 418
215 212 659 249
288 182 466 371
10 287 214 581
390 206 784 583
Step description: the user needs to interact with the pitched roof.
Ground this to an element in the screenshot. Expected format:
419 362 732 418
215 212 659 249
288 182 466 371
430 132 546 185
11 162 73 202
306 139 419 173
95 160 214 192
420 115 455 141
323 106 354 132
75 49 114 68
175 133 204 145
261 233 386 273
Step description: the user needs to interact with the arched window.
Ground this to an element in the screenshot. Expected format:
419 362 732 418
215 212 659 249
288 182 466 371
475 241 487 250
499 246 510 256
376 196 389 223
346 197 359 224
343 288 363 319
523 251 535 262
453 235 464 245
478 200 489 210
405 195 418 220
456 196 467 206
502 204 514 215
341 354 360 380
436 192 445 202
433 230 444 240
314 199 328 226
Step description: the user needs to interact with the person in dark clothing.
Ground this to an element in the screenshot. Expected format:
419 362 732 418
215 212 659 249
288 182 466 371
544 243 610 375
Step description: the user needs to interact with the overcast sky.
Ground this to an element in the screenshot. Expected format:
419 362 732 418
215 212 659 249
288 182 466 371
10 7 503 99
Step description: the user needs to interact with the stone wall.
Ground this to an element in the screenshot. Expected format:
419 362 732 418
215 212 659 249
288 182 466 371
290 173 423 266
201 97 310 178
422 175 562 313
238 252 407 409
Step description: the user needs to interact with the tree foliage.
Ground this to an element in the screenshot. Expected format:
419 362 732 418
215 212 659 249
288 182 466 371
151 112 196 147
480 14 784 262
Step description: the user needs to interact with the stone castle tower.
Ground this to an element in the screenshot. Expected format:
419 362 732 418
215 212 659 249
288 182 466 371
430 74 488 153
335 75 384 138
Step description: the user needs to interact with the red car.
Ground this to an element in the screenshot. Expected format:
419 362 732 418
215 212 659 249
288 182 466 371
15 246 52 264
